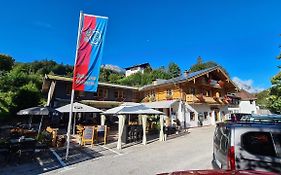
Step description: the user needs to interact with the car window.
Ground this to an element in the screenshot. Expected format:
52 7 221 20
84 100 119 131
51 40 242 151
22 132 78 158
272 133 281 158
220 127 229 153
241 132 276 157
214 127 222 146
214 126 229 153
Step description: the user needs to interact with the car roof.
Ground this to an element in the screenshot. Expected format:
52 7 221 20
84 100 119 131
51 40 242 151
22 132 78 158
157 170 278 175
216 121 281 130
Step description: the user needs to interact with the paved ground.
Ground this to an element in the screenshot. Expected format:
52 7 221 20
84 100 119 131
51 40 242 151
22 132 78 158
44 126 215 175
0 126 215 175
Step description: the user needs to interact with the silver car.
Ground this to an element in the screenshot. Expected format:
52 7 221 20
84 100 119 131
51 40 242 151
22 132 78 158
212 115 281 174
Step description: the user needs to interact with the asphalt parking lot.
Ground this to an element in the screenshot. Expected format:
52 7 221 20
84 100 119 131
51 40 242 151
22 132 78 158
0 126 215 175
46 126 215 175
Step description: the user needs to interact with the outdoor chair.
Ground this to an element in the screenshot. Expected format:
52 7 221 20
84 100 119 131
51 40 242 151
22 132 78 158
0 142 9 163
136 126 143 141
128 125 137 142
16 139 37 163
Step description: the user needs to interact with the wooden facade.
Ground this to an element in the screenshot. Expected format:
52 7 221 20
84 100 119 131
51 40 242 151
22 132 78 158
42 75 140 109
140 67 237 105
42 67 237 110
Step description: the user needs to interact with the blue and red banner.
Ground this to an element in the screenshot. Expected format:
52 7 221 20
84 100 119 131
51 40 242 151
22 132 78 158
73 13 108 92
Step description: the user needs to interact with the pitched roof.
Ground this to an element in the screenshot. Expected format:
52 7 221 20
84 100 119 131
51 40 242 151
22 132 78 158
44 66 237 92
235 89 257 100
140 66 236 90
124 63 150 70
44 74 139 90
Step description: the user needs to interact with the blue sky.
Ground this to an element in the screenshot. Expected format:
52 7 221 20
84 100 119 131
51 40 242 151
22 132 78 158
1 0 281 92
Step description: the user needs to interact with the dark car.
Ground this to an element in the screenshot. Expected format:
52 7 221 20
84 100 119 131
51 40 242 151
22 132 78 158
212 115 281 174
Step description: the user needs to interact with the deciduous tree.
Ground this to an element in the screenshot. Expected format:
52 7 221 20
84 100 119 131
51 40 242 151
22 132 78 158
0 54 15 72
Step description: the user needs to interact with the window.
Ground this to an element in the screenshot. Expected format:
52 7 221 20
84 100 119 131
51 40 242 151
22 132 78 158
188 87 196 95
204 90 210 96
151 90 155 98
103 89 108 98
250 100 253 104
78 91 85 97
114 90 124 99
190 112 195 121
98 89 103 97
204 112 208 120
215 92 220 98
119 91 124 98
131 67 139 71
150 90 156 101
114 91 119 98
167 89 173 96
66 84 71 96
242 132 276 157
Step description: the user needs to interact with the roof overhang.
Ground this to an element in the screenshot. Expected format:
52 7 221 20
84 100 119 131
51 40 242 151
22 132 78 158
140 66 238 91
44 74 139 90
142 100 179 109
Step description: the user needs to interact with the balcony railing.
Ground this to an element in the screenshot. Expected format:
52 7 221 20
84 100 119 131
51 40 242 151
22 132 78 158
186 94 230 104
166 95 173 100
186 94 200 103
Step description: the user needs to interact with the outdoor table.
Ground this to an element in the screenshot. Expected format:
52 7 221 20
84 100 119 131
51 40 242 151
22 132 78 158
8 137 37 163
9 137 35 144
9 137 36 153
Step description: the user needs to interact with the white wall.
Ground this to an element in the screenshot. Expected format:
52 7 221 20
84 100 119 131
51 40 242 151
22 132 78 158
168 101 230 128
239 100 257 114
228 107 240 114
125 67 144 77
180 104 229 128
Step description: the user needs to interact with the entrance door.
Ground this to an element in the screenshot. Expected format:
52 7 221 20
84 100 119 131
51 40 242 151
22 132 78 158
215 111 220 122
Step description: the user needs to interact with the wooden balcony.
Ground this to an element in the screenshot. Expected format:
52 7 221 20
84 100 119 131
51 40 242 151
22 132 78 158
186 94 227 104
166 95 174 100
186 94 201 103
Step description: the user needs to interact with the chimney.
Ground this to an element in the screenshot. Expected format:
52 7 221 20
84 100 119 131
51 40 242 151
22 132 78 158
184 70 189 77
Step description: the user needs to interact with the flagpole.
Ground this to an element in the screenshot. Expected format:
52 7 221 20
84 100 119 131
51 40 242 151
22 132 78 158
66 10 83 160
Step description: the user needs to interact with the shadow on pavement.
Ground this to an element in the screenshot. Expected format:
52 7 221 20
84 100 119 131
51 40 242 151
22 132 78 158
0 143 117 175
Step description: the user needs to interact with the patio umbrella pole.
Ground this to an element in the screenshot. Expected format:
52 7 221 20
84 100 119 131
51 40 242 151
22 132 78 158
72 112 76 135
37 115 44 137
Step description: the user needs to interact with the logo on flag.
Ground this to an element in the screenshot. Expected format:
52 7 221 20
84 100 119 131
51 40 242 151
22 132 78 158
72 13 108 92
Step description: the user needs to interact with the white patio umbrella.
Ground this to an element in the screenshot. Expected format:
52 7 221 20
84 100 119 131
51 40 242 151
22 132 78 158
56 102 103 134
103 102 163 115
103 102 164 149
56 102 103 113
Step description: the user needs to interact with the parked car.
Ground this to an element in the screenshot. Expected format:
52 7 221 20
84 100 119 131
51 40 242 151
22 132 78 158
212 115 281 174
157 170 279 175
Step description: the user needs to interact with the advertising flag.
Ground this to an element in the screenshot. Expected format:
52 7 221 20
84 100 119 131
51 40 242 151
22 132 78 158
73 13 108 92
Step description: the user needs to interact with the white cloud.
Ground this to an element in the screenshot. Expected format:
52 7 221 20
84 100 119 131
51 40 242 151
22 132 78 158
232 77 265 93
